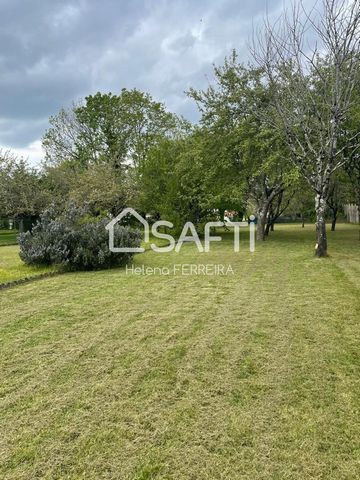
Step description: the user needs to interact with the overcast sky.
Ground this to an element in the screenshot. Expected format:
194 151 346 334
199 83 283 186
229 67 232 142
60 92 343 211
0 0 300 165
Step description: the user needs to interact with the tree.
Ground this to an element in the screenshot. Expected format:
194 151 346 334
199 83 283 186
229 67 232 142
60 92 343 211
240 118 293 240
343 81 360 238
137 136 184 224
252 0 360 256
287 180 315 228
138 124 245 232
0 150 47 230
326 171 349 231
188 55 294 240
42 89 186 219
178 126 246 223
67 163 131 216
344 157 360 237
43 89 180 170
265 188 294 235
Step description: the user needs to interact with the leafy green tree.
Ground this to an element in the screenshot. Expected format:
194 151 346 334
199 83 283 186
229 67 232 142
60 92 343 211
345 158 360 235
264 188 295 235
287 180 315 228
43 89 181 170
343 82 360 238
188 53 295 240
326 171 350 231
69 163 132 216
138 137 175 216
0 150 47 230
138 126 245 231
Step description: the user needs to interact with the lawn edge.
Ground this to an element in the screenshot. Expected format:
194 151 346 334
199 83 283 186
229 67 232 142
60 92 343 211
0 271 63 291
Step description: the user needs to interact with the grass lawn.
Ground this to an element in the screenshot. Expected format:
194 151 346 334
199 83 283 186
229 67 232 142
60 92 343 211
0 229 18 246
0 224 359 479
0 235 169 285
0 245 57 284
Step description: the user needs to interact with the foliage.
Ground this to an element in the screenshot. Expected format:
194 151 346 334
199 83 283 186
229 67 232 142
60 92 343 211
138 128 245 232
19 204 141 270
287 179 315 222
2 23 358 256
43 89 182 169
188 53 296 238
68 163 131 216
0 150 47 219
252 0 360 254
41 89 190 219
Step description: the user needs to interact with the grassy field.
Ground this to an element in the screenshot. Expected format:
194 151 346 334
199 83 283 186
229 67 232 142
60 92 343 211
0 224 359 479
0 245 57 284
0 229 18 246
0 235 170 285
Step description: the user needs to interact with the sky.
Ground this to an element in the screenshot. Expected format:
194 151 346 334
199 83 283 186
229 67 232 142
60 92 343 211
0 0 297 165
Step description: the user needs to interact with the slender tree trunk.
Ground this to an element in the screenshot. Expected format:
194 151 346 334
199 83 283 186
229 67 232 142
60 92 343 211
255 186 284 241
256 206 269 241
331 208 337 231
264 221 271 236
315 194 328 257
301 213 305 228
264 220 275 236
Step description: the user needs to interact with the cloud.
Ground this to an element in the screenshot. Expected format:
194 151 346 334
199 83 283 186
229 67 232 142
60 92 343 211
0 140 44 167
0 0 289 165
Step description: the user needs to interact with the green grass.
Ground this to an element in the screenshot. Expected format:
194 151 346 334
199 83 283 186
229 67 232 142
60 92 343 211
0 234 167 285
0 245 57 284
0 229 18 246
0 224 359 479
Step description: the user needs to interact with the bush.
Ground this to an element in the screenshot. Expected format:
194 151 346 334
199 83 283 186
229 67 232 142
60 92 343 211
19 204 141 270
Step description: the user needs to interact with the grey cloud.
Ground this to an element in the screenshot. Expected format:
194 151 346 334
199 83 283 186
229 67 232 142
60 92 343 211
0 0 287 161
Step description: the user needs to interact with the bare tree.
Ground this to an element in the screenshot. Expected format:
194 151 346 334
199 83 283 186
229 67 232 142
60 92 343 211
252 0 360 256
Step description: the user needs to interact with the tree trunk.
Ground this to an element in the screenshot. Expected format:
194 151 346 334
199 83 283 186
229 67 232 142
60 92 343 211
301 214 305 228
219 208 225 222
264 222 271 236
315 194 328 257
256 208 268 241
264 220 274 236
331 209 337 231
255 187 284 241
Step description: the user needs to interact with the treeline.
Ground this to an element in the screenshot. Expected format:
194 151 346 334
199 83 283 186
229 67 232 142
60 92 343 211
0 0 359 256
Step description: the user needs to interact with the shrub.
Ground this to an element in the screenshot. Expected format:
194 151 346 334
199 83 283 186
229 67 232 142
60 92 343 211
19 204 141 270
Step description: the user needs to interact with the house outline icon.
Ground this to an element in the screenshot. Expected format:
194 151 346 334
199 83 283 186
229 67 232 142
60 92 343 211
105 207 149 253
